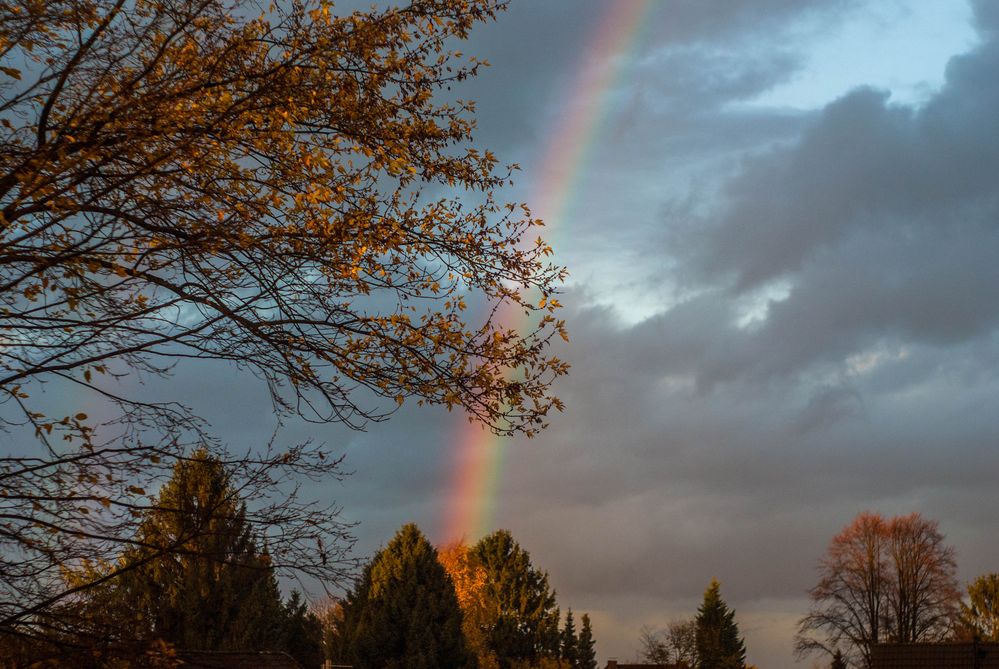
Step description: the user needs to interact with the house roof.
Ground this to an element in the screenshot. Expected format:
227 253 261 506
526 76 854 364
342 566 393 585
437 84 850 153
176 651 303 669
871 642 999 669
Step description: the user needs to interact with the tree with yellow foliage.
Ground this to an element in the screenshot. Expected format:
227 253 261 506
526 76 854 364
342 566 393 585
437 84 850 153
439 541 500 669
0 0 567 652
440 532 567 669
958 573 999 641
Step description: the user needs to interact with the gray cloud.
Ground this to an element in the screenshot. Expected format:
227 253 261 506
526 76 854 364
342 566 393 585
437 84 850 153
37 2 997 668
452 3 999 665
490 295 999 666
461 0 857 162
285 5 999 665
648 30 999 399
683 40 999 290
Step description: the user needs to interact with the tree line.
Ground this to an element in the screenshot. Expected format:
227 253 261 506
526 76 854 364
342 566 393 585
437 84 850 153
636 511 999 669
328 524 597 669
0 451 598 669
0 451 325 668
638 579 749 669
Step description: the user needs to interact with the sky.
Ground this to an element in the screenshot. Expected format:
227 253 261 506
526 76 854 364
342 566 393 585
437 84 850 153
113 1 999 667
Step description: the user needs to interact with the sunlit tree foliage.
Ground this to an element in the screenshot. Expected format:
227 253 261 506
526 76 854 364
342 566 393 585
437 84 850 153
0 0 567 646
440 541 500 669
958 573 999 641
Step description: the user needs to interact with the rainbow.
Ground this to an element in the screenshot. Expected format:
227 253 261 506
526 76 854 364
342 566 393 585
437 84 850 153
440 0 654 545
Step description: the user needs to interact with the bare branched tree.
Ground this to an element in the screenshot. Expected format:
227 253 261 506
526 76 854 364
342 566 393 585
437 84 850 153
640 619 697 668
0 0 567 654
884 513 959 644
795 512 959 669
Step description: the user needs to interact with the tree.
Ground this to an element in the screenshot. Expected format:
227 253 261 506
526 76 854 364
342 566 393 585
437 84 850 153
695 579 745 669
8 451 327 667
280 591 325 669
0 0 567 433
113 450 285 651
796 512 886 669
640 619 697 668
883 513 959 643
639 625 668 664
314 597 348 668
1 436 354 658
831 649 848 669
958 573 999 641
560 609 578 668
671 619 699 668
439 541 500 669
577 614 597 669
0 0 568 644
473 530 561 669
113 452 327 669
339 523 470 669
795 512 960 669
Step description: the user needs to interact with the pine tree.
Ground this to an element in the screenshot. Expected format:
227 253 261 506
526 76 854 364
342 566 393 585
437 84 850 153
340 523 470 669
281 591 324 669
560 609 578 667
577 614 597 669
116 449 285 651
695 579 746 669
830 648 847 669
473 530 561 669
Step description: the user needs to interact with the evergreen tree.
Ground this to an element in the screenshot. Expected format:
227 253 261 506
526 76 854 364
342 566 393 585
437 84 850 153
577 614 597 669
281 591 325 669
695 579 746 669
830 648 847 669
473 530 561 669
340 523 470 669
116 449 285 651
560 609 578 667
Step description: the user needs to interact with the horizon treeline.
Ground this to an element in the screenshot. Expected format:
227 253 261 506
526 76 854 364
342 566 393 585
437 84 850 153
638 511 999 669
639 578 750 669
0 451 324 668
0 451 597 669
329 523 598 669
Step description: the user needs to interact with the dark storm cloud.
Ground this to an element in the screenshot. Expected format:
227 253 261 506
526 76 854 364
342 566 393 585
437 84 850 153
596 45 808 168
247 2 996 664
973 0 999 34
631 46 799 114
459 0 857 161
659 32 999 388
65 2 997 667
493 298 999 668
457 3 999 666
